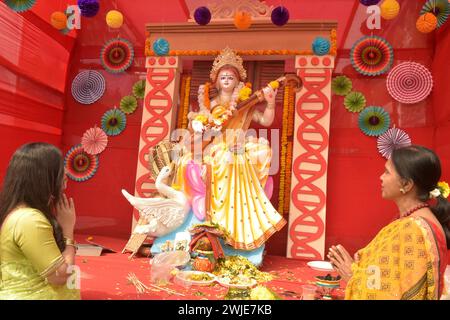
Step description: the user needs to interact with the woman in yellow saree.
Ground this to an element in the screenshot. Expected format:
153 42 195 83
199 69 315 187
173 47 287 251
0 143 80 299
328 145 449 300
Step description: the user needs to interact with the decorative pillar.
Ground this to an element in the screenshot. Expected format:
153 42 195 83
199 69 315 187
132 56 181 226
286 55 335 260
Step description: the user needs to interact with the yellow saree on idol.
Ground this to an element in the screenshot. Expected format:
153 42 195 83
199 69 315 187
168 47 300 251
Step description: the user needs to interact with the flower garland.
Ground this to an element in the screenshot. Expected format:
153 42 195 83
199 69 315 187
283 89 296 214
329 29 337 56
177 75 187 129
181 75 191 129
145 46 317 57
278 85 292 214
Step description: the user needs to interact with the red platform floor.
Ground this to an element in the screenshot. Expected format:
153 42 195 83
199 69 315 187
74 235 345 300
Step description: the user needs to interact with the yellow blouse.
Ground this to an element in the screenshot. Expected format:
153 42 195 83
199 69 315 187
0 208 80 300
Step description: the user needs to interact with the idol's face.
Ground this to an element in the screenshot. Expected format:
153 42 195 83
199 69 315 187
380 158 403 200
217 68 238 92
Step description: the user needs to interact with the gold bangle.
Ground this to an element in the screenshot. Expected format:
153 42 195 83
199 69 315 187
64 238 76 246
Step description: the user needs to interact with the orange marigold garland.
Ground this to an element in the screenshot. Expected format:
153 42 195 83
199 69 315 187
181 76 191 129
330 29 337 56
204 82 211 110
145 49 315 57
278 85 292 214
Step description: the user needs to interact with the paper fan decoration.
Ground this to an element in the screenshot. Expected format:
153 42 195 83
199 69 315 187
386 62 433 104
100 38 134 74
350 36 394 76
332 76 352 96
101 109 127 136
71 70 105 105
420 0 449 28
132 80 146 99
344 91 366 112
81 126 108 155
358 106 391 137
120 95 138 114
65 145 99 182
4 0 36 12
377 127 411 159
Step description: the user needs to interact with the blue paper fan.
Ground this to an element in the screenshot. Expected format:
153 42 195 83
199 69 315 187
101 109 127 136
358 106 391 137
4 0 36 12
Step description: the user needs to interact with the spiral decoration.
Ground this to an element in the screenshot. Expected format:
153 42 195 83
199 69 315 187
81 126 108 155
101 109 127 136
386 62 433 104
71 70 105 105
344 91 366 113
120 95 138 114
420 0 449 28
377 127 411 159
350 36 394 76
4 0 36 12
132 80 146 99
65 145 99 182
153 38 170 56
358 106 391 137
100 38 134 74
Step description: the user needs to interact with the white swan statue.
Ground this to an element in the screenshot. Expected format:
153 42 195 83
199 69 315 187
121 165 190 237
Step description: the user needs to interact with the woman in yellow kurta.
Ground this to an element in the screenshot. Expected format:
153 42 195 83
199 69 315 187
173 47 286 250
0 143 80 300
328 145 449 300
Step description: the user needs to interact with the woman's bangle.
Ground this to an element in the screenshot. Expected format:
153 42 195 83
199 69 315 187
64 237 76 246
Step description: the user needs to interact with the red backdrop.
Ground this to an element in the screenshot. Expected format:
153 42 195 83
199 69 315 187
1 0 449 258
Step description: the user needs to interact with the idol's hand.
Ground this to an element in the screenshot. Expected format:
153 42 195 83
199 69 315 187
263 86 277 106
191 120 204 133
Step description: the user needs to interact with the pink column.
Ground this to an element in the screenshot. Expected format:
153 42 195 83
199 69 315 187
287 55 335 260
132 56 181 225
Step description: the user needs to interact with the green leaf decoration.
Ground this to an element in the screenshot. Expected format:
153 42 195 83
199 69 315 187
132 80 146 99
332 76 352 96
120 95 138 114
344 91 366 113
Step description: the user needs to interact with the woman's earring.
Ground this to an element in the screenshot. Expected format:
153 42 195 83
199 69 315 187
400 188 406 194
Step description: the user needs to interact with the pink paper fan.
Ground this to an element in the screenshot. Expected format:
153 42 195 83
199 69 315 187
377 127 411 159
81 126 108 155
386 62 433 104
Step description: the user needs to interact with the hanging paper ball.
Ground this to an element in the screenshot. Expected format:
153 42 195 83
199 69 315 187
421 0 449 28
194 6 211 26
332 76 353 96
120 95 138 114
234 11 252 30
77 0 99 18
51 11 67 30
360 0 381 5
312 37 330 56
153 38 170 56
380 0 400 20
344 91 366 113
4 0 36 12
106 10 123 29
132 80 146 99
416 13 438 33
271 6 290 26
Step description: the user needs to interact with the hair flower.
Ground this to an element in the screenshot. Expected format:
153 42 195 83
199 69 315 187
437 181 449 199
